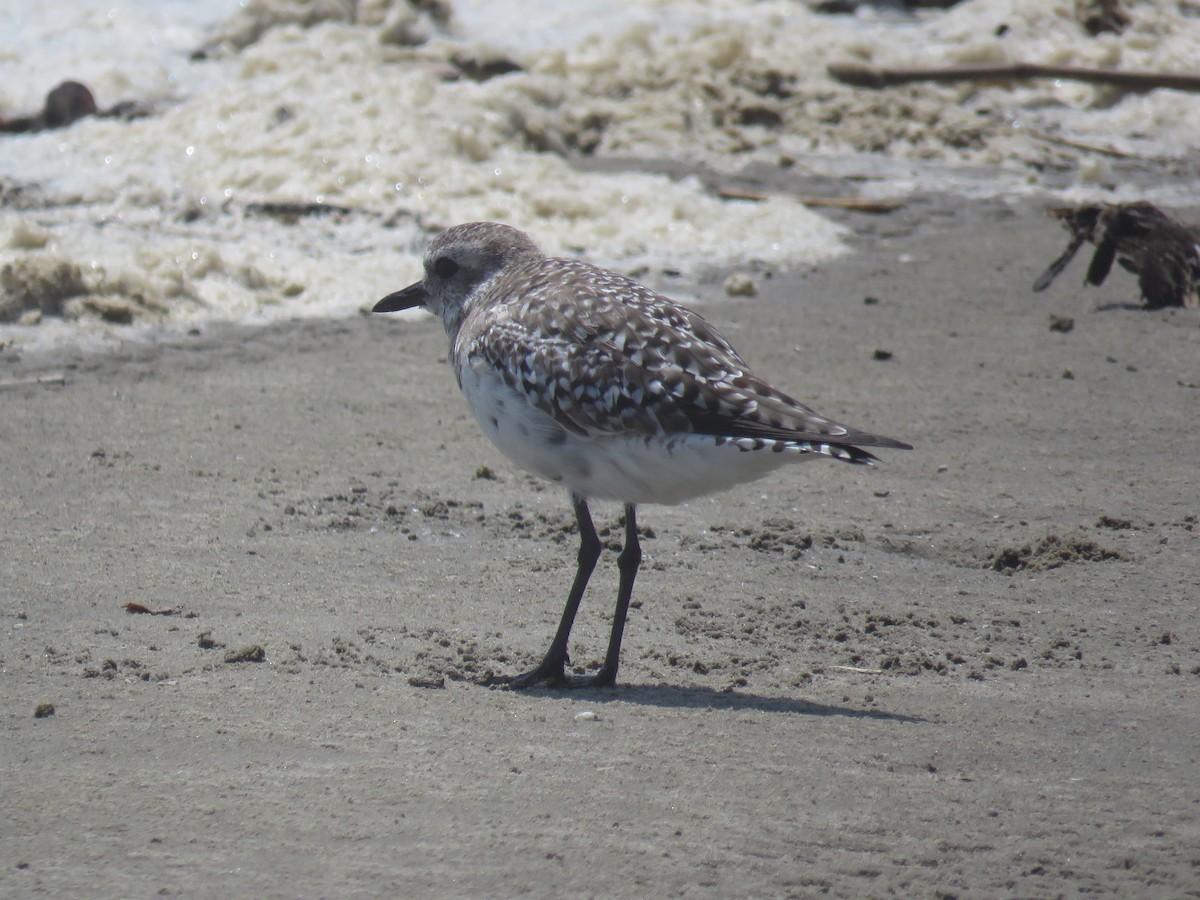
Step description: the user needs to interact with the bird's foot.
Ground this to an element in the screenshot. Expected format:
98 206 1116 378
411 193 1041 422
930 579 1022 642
503 662 617 690
505 658 569 690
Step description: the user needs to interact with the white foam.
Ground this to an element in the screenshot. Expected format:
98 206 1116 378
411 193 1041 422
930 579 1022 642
3 0 1199 352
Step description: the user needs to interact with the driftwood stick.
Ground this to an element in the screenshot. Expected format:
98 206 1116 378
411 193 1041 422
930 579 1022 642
1026 130 1137 159
828 61 1200 93
715 186 903 213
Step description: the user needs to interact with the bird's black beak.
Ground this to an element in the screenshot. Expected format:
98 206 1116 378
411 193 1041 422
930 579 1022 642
372 282 427 313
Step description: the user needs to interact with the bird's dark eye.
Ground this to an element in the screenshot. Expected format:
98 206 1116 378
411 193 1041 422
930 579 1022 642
433 256 459 279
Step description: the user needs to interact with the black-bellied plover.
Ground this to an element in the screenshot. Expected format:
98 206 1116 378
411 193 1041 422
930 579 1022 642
374 222 910 688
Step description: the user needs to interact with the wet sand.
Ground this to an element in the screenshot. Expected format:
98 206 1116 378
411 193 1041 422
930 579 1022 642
2 197 1198 896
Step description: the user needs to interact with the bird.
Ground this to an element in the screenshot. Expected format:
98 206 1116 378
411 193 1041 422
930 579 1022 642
373 221 910 689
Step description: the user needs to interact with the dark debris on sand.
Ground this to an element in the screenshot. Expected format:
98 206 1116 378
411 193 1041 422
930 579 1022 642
1034 202 1200 310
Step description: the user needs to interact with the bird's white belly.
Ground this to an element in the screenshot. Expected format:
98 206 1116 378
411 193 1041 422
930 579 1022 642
459 367 813 505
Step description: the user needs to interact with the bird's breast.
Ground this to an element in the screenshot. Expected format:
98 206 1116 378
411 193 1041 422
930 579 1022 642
456 362 816 505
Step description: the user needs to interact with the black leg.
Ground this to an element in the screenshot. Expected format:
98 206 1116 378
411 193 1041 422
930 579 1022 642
589 503 641 687
509 492 601 688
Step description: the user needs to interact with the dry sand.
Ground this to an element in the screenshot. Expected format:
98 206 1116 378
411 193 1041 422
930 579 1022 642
2 195 1198 897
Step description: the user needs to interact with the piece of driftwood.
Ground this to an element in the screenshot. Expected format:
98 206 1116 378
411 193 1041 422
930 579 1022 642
244 200 363 221
798 195 905 213
1 80 150 134
827 61 1200 93
715 186 903 213
1033 202 1200 309
1026 129 1136 159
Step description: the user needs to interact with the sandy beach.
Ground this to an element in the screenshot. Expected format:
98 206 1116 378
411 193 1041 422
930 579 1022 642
3 190 1198 896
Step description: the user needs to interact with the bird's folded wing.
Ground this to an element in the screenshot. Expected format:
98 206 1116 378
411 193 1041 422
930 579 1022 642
468 315 908 450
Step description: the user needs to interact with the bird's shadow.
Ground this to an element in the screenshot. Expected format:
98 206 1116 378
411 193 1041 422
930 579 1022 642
487 680 922 723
